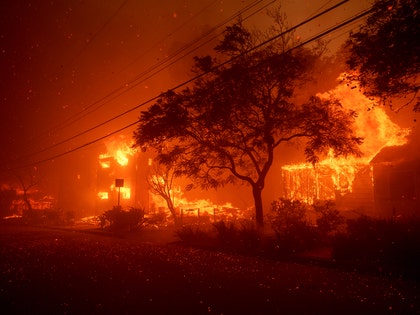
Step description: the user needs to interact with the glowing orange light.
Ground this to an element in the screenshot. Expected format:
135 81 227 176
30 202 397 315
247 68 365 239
99 138 137 167
110 184 131 200
120 187 131 199
98 192 109 200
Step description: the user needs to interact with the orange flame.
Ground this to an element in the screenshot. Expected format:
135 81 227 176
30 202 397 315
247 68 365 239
99 138 137 167
110 184 131 200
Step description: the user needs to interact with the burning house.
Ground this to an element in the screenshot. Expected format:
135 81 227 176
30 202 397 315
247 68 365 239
280 82 413 218
281 156 375 214
95 137 248 222
96 138 149 212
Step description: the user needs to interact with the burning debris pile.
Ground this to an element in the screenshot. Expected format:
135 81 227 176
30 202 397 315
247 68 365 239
281 82 410 214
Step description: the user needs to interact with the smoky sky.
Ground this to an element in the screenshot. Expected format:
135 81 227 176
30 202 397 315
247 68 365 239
0 0 375 169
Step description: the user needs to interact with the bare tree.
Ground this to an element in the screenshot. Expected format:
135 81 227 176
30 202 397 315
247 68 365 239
147 161 181 225
16 173 38 215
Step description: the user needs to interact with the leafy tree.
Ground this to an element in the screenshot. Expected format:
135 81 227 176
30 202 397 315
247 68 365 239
345 0 420 111
134 18 362 227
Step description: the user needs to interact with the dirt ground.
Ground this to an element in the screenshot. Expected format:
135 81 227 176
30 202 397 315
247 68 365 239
0 224 419 315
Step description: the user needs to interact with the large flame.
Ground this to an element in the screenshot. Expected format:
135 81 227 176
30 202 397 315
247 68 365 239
322 81 410 161
282 79 410 203
97 137 137 203
99 137 137 167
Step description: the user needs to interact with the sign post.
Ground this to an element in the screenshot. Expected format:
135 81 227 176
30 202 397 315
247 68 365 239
115 179 124 206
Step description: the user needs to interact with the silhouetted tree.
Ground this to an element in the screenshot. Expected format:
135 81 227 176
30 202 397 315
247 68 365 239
345 0 420 111
134 17 362 227
16 173 37 214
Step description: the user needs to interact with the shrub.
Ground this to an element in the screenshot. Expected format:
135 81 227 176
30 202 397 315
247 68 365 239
313 200 344 239
44 208 61 225
175 226 215 245
213 220 237 246
145 211 168 227
22 209 45 225
270 198 308 230
100 206 144 232
237 221 263 254
270 198 317 254
332 216 420 279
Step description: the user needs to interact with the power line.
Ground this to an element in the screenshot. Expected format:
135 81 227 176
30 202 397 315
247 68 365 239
23 0 131 147
20 122 140 169
33 0 269 144
17 0 277 162
6 0 373 172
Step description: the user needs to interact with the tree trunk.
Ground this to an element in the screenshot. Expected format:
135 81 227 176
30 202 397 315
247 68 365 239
165 196 180 225
252 185 264 228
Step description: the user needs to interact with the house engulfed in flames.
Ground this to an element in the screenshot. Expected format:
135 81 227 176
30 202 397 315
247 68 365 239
96 138 148 212
95 137 251 221
281 84 417 218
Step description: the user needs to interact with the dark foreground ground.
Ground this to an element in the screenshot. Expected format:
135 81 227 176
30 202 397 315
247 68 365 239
0 225 419 315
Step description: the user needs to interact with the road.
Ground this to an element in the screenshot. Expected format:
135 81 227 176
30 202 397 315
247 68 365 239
0 225 418 314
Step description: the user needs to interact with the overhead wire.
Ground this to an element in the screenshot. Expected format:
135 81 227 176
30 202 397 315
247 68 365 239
16 0 278 161
6 0 375 172
24 0 131 146
5 0 354 171
33 0 268 141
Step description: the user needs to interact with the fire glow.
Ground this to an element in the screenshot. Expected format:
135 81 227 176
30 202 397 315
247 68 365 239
97 138 137 201
99 139 137 167
149 184 250 221
282 81 410 204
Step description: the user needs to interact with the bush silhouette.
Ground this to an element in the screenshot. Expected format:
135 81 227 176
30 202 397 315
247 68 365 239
100 206 144 232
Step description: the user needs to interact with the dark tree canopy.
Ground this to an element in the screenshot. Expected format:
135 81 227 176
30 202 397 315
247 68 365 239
134 20 362 226
345 0 420 111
